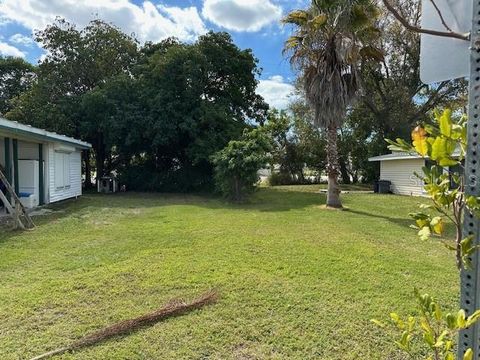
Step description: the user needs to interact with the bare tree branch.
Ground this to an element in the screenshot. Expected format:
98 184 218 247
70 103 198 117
382 0 470 41
429 0 453 32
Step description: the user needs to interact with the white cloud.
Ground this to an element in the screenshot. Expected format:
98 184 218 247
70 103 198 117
0 0 207 43
9 33 34 47
0 42 25 57
202 0 282 32
257 75 294 110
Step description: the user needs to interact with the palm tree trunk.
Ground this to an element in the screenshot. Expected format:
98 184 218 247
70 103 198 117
326 124 342 208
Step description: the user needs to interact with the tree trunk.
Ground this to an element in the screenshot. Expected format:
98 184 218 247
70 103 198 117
326 124 342 208
83 150 93 189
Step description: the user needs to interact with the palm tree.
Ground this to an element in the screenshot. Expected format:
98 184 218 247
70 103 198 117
283 0 382 208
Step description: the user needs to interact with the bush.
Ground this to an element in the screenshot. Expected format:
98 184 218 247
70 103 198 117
212 128 271 201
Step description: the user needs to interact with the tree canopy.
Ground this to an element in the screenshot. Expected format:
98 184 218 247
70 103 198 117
5 20 268 192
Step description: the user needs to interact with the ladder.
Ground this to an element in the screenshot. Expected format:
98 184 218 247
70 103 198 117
0 168 35 230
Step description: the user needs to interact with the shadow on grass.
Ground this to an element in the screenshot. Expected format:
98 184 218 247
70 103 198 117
345 208 413 228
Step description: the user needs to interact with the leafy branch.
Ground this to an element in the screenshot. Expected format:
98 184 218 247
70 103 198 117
386 109 476 270
373 290 480 360
375 109 480 358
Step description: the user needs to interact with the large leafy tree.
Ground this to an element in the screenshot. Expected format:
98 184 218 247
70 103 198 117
127 32 267 191
89 32 268 192
0 57 35 116
283 0 383 208
7 19 139 185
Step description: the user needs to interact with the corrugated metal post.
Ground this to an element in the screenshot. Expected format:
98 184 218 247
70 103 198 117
458 1 480 358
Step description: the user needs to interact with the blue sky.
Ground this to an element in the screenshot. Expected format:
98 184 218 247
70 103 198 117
0 0 308 109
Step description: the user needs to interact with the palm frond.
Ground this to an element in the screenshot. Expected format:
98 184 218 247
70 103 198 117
283 0 381 129
282 10 309 26
309 14 328 29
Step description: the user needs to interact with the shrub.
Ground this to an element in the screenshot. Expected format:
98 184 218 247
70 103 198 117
212 128 271 201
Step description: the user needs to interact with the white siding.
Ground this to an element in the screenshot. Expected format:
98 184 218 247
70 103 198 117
380 159 425 196
47 144 82 203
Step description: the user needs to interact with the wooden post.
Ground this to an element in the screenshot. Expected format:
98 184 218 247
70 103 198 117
4 137 11 184
12 139 19 196
0 167 34 229
38 144 44 206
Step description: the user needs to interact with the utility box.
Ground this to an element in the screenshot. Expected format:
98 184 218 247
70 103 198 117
377 180 391 194
98 175 118 194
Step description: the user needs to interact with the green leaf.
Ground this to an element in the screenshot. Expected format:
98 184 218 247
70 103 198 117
431 217 444 235
438 109 452 137
446 313 457 329
457 309 467 328
438 157 459 167
431 137 448 161
390 312 405 329
466 309 480 327
464 348 473 360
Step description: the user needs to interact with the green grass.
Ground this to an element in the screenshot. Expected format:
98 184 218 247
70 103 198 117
0 186 458 359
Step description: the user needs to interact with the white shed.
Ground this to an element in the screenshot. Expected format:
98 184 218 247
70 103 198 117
0 117 91 208
369 152 425 196
368 151 462 196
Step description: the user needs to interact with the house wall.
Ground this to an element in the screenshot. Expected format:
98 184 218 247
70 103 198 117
47 143 82 204
380 159 425 196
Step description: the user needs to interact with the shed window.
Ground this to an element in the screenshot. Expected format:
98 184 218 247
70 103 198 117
54 151 71 189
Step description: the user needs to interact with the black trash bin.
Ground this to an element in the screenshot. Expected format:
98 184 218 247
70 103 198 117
373 180 379 193
377 180 391 194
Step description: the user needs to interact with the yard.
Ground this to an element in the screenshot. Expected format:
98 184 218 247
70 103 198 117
0 186 458 359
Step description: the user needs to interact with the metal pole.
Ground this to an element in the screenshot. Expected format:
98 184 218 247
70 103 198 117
458 0 480 357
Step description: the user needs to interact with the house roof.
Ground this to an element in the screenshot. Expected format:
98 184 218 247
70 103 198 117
369 150 462 162
0 117 91 150
368 152 421 162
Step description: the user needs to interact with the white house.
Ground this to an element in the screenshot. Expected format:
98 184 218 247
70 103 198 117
368 152 425 196
0 117 91 208
368 151 462 196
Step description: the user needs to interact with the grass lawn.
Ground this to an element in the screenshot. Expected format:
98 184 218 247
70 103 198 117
0 185 458 359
